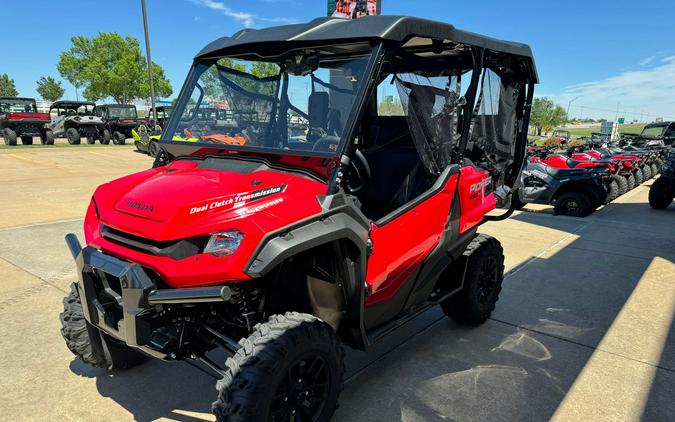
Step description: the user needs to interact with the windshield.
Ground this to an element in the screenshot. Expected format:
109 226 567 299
165 52 373 156
641 125 666 138
107 106 137 118
0 99 37 113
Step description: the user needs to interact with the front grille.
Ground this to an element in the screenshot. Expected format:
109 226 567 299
101 225 206 260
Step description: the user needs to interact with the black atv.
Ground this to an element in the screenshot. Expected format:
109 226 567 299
515 161 609 217
649 147 675 209
96 104 146 145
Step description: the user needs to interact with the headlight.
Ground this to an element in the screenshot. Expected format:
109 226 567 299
203 231 244 257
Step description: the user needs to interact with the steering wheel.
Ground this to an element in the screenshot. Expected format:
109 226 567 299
312 135 340 153
312 136 371 194
345 149 371 194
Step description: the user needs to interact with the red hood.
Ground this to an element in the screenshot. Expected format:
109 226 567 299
92 159 328 242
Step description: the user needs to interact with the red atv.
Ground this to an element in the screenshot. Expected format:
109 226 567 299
59 16 537 422
566 150 638 195
0 97 53 145
586 146 663 184
530 148 621 202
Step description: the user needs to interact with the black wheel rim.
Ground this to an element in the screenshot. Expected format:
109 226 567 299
476 257 498 305
563 199 579 214
270 353 330 422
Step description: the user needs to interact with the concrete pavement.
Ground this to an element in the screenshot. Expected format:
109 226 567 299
0 147 673 421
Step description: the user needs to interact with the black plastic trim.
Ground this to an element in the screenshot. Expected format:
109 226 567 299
100 225 205 261
374 164 460 226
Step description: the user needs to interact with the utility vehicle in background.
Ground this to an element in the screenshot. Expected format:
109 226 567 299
0 97 53 145
48 101 109 145
146 105 173 129
622 122 675 148
650 147 675 209
59 16 537 421
97 104 145 145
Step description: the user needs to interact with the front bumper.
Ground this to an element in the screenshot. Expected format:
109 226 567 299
66 233 231 359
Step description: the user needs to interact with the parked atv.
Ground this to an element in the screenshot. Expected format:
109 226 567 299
0 97 53 145
649 147 675 209
96 104 145 145
59 16 538 422
531 150 620 203
48 101 108 145
516 161 608 217
566 149 637 196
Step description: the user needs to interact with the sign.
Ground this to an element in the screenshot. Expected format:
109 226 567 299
618 117 625 124
328 0 381 19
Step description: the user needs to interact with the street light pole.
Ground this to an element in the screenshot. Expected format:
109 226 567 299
567 96 580 118
141 0 157 126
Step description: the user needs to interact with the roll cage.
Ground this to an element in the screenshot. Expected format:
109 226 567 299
159 16 537 199
97 104 139 119
49 101 97 117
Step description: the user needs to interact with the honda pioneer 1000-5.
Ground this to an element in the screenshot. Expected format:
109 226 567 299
60 16 537 422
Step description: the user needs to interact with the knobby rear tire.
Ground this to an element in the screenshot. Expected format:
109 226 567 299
440 235 505 325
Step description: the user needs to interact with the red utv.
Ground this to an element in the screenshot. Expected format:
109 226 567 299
0 97 53 145
59 16 538 421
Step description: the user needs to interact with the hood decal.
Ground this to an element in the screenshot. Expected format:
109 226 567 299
189 184 287 215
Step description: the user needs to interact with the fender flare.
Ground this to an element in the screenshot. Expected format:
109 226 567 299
245 193 371 349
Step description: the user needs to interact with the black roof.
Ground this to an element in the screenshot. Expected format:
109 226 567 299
197 15 535 61
50 100 96 108
645 121 673 127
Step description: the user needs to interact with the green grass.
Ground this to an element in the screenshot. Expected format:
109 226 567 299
564 124 645 138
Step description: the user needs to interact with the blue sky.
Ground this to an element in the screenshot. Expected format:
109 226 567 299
2 0 674 120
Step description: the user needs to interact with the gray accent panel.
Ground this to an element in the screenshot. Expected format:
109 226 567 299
247 212 369 278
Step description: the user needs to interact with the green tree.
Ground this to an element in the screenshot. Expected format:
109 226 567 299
378 98 404 116
0 73 18 97
36 76 65 102
530 97 568 135
57 32 172 104
201 59 280 100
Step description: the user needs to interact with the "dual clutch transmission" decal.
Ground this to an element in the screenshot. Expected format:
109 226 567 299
189 184 287 215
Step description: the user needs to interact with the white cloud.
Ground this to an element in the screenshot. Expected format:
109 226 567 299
639 56 655 66
187 0 296 27
549 56 675 121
